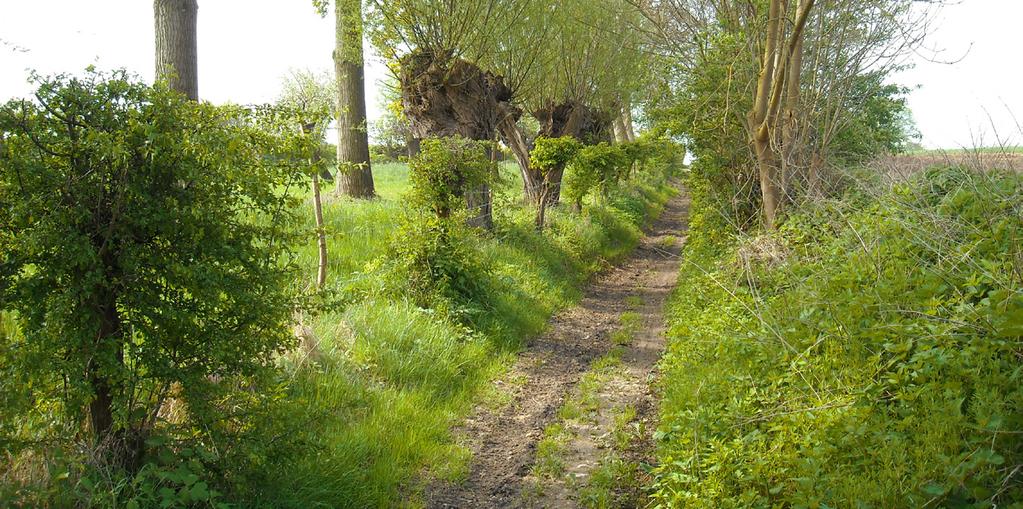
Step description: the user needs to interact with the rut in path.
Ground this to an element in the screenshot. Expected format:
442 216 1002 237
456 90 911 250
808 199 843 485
425 189 689 508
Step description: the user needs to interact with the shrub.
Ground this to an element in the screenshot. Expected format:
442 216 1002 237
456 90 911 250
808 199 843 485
0 71 304 482
531 136 583 182
563 143 628 210
385 212 494 322
530 136 582 228
386 137 496 322
407 136 493 219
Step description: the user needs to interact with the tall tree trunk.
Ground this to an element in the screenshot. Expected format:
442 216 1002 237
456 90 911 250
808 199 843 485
154 0 198 100
613 114 628 143
750 0 785 229
621 102 636 142
753 134 782 229
334 0 374 198
749 0 814 229
780 36 804 204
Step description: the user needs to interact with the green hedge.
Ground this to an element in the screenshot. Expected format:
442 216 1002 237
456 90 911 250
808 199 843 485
652 166 1023 508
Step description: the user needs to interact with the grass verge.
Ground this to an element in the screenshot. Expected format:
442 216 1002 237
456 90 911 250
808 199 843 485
241 163 678 507
651 166 1023 507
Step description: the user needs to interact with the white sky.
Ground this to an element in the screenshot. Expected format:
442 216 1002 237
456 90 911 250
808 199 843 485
1 0 1019 149
892 0 1023 148
0 0 393 134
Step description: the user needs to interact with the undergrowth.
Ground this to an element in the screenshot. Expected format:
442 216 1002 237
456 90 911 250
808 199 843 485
652 165 1023 507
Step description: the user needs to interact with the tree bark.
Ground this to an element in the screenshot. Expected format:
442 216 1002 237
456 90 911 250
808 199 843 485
399 52 509 229
88 296 118 442
154 0 198 100
88 280 138 470
749 0 814 229
497 110 542 203
613 114 628 144
534 178 552 230
531 101 614 204
621 101 636 142
753 133 782 229
406 136 421 158
466 145 496 230
751 0 784 229
312 173 328 288
333 0 375 198
780 35 804 203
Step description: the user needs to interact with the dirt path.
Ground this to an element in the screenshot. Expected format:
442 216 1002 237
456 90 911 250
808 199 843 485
425 189 689 509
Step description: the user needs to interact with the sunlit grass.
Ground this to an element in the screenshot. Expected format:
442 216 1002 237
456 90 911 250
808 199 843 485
249 161 678 507
531 422 572 479
0 152 677 507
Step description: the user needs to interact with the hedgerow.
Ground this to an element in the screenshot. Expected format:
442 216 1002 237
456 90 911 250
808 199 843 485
652 166 1023 507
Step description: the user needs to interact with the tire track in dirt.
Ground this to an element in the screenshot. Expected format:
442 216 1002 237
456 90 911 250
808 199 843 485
425 188 689 508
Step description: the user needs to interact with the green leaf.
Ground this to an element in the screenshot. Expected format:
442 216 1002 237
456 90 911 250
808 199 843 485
191 481 210 500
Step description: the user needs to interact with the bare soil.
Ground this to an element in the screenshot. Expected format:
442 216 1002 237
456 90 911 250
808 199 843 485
424 189 689 508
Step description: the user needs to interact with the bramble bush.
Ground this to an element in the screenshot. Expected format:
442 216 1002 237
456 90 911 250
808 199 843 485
652 165 1023 508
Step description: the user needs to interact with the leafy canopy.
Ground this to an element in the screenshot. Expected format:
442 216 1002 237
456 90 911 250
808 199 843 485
563 142 628 208
530 136 582 177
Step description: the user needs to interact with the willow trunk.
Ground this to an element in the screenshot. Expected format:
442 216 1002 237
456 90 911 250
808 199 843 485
613 115 628 144
621 102 636 142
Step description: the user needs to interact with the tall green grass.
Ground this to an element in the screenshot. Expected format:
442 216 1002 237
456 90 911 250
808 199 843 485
236 162 677 507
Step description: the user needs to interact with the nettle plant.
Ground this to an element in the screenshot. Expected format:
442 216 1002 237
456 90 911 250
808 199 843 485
0 70 307 471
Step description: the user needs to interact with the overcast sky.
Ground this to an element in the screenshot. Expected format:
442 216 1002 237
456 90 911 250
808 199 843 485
1 0 1019 149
